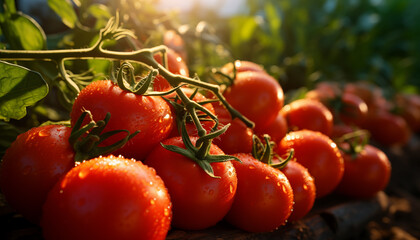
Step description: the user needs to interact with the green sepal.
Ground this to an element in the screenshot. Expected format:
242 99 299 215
69 110 139 162
116 61 157 95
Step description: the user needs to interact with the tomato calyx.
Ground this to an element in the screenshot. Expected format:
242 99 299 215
252 134 293 169
69 110 139 162
334 129 370 159
161 112 239 178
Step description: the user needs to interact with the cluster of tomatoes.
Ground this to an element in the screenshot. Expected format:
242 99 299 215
0 42 412 239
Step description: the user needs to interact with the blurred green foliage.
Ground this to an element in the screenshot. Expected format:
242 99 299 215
186 0 420 94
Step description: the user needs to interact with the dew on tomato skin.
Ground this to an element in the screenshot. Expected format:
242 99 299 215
303 184 308 190
229 184 234 194
282 185 288 194
265 176 270 180
248 165 256 170
150 199 155 205
78 170 89 179
163 208 170 217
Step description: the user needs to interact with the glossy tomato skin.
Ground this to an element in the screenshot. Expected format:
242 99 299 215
277 130 344 198
213 119 254 154
153 48 189 91
225 153 293 232
281 160 316 222
254 111 288 143
144 136 237 230
211 102 254 154
338 93 369 127
163 30 187 62
41 155 171 240
0 125 75 223
336 145 391 198
223 71 284 131
70 80 174 161
281 99 333 136
221 60 265 75
365 110 411 147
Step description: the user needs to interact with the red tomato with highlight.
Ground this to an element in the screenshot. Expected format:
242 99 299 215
144 136 237 230
211 101 254 154
213 118 254 154
365 110 411 147
70 80 175 161
154 48 189 91
221 60 265 74
277 130 344 198
0 125 75 223
225 153 293 232
223 71 284 130
41 155 171 240
336 145 391 198
254 111 288 143
163 30 187 62
281 99 333 136
280 160 316 221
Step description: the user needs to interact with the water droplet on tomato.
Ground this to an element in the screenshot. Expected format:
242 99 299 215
78 170 88 179
303 184 308 190
265 176 270 180
230 184 234 193
150 199 155 205
282 185 288 193
38 129 50 137
248 165 255 170
164 208 170 217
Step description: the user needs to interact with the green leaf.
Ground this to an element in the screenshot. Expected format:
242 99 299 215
0 12 46 50
47 0 78 29
3 0 16 13
265 2 281 35
0 61 49 121
0 120 21 159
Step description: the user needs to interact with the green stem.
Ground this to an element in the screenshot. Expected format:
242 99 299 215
0 45 254 128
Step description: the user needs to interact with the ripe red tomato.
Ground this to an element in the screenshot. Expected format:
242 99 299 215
213 118 254 154
280 160 316 221
144 136 237 230
254 111 288 143
70 80 174 161
277 130 344 198
365 110 411 147
281 99 333 136
211 101 254 154
395 93 420 132
0 125 75 223
335 145 391 198
225 153 293 232
221 60 265 74
163 30 187 62
331 93 368 127
223 71 284 130
41 155 171 240
153 48 189 91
